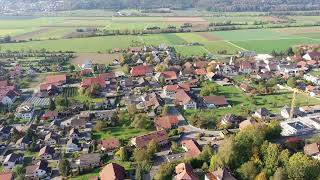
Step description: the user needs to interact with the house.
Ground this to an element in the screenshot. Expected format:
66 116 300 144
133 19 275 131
81 77 106 89
303 52 320 61
42 111 59 121
254 108 271 120
69 128 80 139
154 115 179 130
239 119 259 130
205 168 237 180
44 132 60 145
221 114 239 127
181 139 202 158
2 153 22 170
143 92 165 113
16 136 31 150
194 60 208 69
203 96 230 108
0 126 13 140
80 60 93 69
0 89 19 106
100 72 116 81
100 138 120 151
80 69 93 76
66 139 80 153
304 143 320 160
39 146 56 160
0 171 13 180
239 51 257 58
281 106 302 118
194 68 207 76
130 65 153 77
100 163 126 180
70 117 87 129
238 61 254 74
174 163 199 180
128 47 143 53
155 71 178 83
278 64 303 76
130 130 168 148
76 153 101 170
25 160 51 179
45 74 67 85
174 90 197 110
163 84 191 98
15 103 34 119
304 74 320 85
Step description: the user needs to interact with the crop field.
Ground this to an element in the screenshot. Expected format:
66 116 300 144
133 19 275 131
71 53 122 65
0 15 320 55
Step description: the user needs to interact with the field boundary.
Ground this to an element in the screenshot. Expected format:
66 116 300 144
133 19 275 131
224 41 246 51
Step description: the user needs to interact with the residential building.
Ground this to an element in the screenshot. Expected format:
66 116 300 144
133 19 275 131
100 163 126 180
15 103 34 119
25 160 51 179
304 143 320 160
130 130 168 148
205 168 237 180
76 153 101 170
174 163 199 180
2 153 22 170
181 139 202 158
203 96 230 108
174 90 197 110
154 115 179 130
100 138 120 151
39 146 56 160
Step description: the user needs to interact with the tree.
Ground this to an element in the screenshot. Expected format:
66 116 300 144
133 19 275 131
93 65 98 73
94 120 105 131
265 120 282 140
286 152 320 180
198 144 213 163
200 83 218 96
287 78 296 88
162 105 170 116
272 167 286 180
147 139 159 157
115 147 128 161
13 165 25 177
49 98 56 111
255 171 267 180
263 143 281 176
210 154 218 170
131 113 151 129
170 141 179 153
59 158 70 177
287 47 294 56
237 160 259 180
202 162 209 173
135 165 143 180
69 64 75 72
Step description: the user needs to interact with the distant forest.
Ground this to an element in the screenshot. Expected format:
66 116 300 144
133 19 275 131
62 0 320 11
4 0 320 12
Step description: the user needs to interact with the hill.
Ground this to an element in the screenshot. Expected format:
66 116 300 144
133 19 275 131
1 0 320 13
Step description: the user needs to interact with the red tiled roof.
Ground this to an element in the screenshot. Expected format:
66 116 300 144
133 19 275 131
194 68 207 75
46 74 66 85
100 163 125 180
101 138 120 150
159 71 177 81
0 171 13 180
164 83 190 92
0 80 8 87
203 96 229 106
181 139 202 158
175 90 192 105
100 72 116 80
81 77 106 88
175 163 199 180
194 60 208 68
80 69 93 76
131 130 168 148
154 115 179 130
130 65 153 77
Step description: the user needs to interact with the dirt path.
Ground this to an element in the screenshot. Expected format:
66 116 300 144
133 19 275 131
13 28 52 41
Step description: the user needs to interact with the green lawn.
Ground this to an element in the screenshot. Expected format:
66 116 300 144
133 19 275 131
68 168 100 180
186 83 320 125
93 127 151 140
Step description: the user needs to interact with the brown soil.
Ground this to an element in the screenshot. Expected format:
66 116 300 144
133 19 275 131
196 32 222 41
13 28 52 41
71 53 122 65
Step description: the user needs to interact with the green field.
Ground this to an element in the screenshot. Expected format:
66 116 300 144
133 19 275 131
93 127 150 140
0 15 320 55
185 83 320 124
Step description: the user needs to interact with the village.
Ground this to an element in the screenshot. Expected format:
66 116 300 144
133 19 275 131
1 44 320 180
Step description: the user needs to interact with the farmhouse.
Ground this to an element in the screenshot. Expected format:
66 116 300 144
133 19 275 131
203 96 229 108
